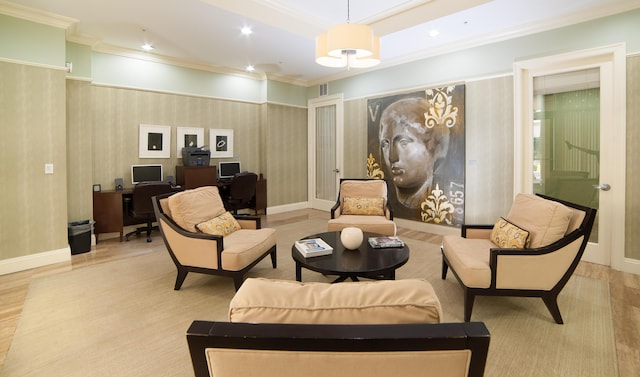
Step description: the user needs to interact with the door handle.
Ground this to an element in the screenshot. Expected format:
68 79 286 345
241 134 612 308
592 183 611 191
333 168 340 173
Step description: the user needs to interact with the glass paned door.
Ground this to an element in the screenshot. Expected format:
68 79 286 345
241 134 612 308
533 69 600 242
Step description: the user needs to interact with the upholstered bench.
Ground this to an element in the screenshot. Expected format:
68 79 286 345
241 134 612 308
228 277 443 324
187 278 491 377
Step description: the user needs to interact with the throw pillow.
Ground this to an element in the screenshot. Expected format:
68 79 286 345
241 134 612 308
490 217 530 249
197 211 241 236
342 197 385 216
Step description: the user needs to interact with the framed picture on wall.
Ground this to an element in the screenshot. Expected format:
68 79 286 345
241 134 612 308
139 124 171 158
210 128 234 158
176 126 205 158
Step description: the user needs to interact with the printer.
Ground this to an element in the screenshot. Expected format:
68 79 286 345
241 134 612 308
182 146 211 166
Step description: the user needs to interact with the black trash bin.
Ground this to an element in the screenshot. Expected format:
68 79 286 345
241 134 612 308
68 220 92 255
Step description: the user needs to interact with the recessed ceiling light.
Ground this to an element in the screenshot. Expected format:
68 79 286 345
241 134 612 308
241 26 253 36
246 65 255 72
429 29 440 38
141 43 154 51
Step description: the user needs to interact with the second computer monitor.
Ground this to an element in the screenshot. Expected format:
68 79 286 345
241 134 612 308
218 161 241 180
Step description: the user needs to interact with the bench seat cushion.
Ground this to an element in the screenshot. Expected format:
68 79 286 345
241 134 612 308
327 215 396 236
229 278 442 324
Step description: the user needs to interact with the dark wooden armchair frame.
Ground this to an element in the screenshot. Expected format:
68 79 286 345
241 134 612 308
441 194 597 324
152 192 277 291
187 321 490 377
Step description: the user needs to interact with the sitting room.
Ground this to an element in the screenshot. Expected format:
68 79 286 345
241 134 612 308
1 1 640 376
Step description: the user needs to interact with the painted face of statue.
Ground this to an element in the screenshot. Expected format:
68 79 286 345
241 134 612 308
379 97 449 207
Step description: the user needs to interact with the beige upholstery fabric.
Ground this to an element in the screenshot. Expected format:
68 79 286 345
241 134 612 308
166 186 226 232
220 229 277 271
327 214 396 236
206 348 471 377
229 278 443 324
339 179 387 203
442 236 492 288
159 218 276 271
506 193 572 248
495 237 584 289
159 217 221 269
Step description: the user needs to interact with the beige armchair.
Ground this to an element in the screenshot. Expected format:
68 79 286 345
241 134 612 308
327 178 396 236
441 193 596 324
152 186 277 291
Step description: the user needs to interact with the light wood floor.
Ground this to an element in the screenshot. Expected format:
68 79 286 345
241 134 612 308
1 209 638 376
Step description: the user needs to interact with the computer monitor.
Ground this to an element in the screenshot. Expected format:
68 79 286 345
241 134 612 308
131 164 163 185
218 161 241 180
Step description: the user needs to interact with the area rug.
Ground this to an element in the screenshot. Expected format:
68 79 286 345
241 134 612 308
1 218 617 376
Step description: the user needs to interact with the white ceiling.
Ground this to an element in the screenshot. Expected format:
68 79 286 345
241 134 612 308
5 0 640 84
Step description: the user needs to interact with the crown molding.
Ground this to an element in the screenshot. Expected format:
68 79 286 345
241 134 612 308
0 0 76 29
92 43 266 81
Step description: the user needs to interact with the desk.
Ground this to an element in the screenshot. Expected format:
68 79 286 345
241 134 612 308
92 189 145 243
93 176 267 242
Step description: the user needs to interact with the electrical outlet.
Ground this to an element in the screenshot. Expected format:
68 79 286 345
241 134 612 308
45 163 54 174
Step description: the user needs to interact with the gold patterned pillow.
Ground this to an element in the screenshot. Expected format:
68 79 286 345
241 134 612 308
342 197 385 216
197 211 241 236
490 217 530 249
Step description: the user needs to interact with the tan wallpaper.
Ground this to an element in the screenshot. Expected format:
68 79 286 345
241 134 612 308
343 99 368 177
0 62 68 259
89 86 264 190
264 103 308 206
626 55 640 260
464 76 515 223
66 79 93 222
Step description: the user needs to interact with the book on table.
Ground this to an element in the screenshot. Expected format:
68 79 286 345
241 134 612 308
294 238 333 258
368 236 405 248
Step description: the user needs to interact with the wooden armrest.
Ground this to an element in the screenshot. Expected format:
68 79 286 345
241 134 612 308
461 224 493 239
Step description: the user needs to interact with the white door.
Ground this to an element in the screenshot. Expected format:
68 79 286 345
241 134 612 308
308 94 344 211
514 44 627 269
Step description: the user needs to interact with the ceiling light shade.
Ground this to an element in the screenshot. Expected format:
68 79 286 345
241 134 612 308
315 0 380 69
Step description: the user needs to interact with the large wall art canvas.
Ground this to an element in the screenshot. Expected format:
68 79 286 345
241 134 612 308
366 85 466 226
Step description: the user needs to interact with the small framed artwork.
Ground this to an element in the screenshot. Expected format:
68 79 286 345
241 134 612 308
92 184 101 192
210 128 234 158
139 124 171 158
176 127 205 158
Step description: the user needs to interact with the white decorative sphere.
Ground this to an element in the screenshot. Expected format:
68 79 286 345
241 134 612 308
341 227 364 250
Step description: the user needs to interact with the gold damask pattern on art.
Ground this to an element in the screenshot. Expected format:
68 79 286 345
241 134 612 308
366 153 385 179
424 87 459 129
420 185 454 224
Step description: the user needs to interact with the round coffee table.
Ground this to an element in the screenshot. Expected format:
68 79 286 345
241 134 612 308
292 231 410 283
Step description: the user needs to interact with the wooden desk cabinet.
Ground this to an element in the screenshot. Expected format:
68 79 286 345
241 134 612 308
175 165 217 189
93 189 145 242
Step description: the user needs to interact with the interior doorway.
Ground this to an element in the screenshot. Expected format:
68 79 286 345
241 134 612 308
514 44 628 271
308 94 344 211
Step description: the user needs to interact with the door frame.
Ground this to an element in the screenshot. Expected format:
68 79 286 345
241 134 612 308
514 43 631 272
308 93 344 211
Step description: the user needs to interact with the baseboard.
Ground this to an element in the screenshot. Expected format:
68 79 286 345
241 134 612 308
266 202 311 214
0 247 71 275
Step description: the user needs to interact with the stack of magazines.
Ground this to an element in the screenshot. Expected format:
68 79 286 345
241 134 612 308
294 238 333 258
368 236 405 248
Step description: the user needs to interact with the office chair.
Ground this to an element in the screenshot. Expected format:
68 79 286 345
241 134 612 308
223 172 258 215
125 181 173 242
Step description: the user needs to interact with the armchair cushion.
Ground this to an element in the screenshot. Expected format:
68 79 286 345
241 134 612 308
167 186 226 232
342 197 385 216
506 193 573 248
489 217 530 249
229 278 443 325
197 211 241 236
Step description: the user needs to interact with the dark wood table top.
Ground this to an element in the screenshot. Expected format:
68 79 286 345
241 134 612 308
291 231 410 282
